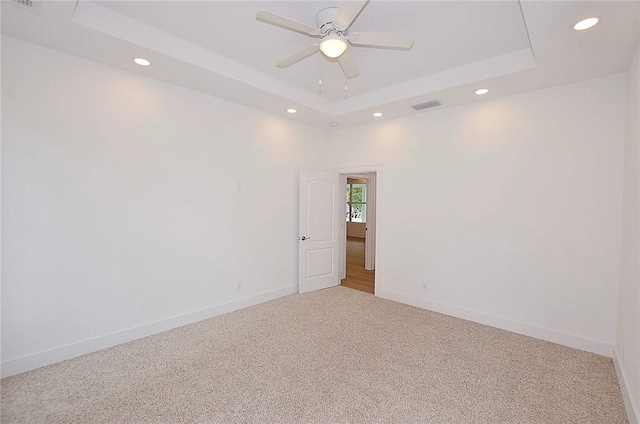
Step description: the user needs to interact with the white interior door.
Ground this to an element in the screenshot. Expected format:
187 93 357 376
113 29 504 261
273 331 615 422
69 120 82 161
299 170 340 293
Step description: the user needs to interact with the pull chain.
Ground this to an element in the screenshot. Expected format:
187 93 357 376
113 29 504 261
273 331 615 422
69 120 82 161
344 54 349 100
318 54 323 95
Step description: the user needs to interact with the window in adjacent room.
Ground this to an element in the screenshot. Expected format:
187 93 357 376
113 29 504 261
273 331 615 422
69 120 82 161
346 179 366 223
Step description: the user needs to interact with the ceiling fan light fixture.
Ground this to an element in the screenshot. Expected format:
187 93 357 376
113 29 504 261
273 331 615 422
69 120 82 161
320 34 348 58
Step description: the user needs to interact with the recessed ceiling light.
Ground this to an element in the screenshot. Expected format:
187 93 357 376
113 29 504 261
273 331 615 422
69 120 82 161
573 17 599 31
372 112 383 117
133 58 151 66
286 108 297 114
475 88 489 95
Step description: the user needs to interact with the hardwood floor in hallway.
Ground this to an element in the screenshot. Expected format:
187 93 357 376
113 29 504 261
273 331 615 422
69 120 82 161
340 236 375 294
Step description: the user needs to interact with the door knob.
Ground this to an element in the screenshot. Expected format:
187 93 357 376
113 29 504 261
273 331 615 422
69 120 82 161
300 236 311 241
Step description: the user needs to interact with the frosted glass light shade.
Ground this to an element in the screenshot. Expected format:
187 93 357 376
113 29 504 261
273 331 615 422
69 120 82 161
320 35 348 58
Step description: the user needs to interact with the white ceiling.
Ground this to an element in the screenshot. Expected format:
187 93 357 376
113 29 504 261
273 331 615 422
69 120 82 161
96 1 531 100
2 1 639 129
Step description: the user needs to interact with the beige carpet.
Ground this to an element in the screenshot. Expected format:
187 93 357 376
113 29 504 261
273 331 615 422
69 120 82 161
1 287 628 423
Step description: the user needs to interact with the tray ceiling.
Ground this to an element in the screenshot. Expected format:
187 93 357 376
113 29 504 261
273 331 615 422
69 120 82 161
2 1 638 128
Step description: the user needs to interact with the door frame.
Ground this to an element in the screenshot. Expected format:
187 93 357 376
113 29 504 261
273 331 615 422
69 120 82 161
333 164 382 296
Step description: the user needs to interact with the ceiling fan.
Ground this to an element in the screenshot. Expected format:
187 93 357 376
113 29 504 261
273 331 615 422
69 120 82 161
256 1 414 79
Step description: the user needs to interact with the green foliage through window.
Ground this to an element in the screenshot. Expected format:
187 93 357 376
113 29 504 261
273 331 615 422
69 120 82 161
346 183 366 223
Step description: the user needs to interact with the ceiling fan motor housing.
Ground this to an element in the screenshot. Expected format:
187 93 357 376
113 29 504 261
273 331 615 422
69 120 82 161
316 7 345 36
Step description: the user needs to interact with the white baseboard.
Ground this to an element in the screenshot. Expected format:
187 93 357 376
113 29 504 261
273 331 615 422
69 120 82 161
613 347 639 424
377 289 613 357
1 286 297 379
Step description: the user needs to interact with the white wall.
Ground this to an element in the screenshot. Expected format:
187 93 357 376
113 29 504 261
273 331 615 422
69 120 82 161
1 37 328 375
616 26 640 422
328 74 627 355
1 34 633 385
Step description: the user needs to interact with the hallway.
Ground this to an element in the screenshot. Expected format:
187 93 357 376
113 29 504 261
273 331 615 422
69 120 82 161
340 237 375 294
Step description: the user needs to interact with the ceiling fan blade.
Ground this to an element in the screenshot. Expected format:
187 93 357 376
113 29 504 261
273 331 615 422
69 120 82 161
349 32 415 50
276 45 320 68
256 10 319 36
337 50 359 79
334 0 369 30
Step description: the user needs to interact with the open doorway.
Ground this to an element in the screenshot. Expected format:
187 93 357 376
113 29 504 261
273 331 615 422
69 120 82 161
340 172 376 294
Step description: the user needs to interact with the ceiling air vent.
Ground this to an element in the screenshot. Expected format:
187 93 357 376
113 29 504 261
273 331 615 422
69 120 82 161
411 100 442 111
9 0 40 12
